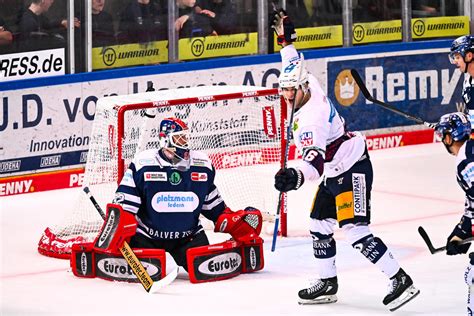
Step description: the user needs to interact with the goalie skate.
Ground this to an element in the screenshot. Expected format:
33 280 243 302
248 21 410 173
383 268 420 312
298 277 338 305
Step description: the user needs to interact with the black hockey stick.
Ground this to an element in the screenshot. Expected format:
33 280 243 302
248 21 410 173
350 69 436 129
418 226 474 254
83 186 178 292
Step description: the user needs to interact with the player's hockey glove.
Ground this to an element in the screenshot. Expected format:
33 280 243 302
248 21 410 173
274 167 304 192
270 8 296 46
446 216 472 255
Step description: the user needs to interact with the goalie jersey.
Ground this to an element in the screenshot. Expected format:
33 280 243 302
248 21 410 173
114 149 226 240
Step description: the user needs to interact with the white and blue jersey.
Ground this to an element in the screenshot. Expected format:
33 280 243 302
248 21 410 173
462 75 474 129
456 139 474 217
115 149 226 240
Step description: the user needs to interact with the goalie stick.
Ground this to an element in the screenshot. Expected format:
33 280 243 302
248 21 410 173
350 69 436 129
418 226 474 254
83 186 178 293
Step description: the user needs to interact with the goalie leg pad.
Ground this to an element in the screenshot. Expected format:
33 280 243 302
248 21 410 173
187 238 265 283
71 242 166 282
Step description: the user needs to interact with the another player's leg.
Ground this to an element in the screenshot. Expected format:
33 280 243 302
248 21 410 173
298 185 339 305
464 253 474 314
337 156 419 311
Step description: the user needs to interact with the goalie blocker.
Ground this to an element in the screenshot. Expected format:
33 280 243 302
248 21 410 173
71 204 265 283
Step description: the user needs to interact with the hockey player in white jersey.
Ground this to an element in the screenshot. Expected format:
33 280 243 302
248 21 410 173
435 112 474 314
270 9 419 312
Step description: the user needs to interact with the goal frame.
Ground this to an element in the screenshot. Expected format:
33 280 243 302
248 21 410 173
115 89 288 236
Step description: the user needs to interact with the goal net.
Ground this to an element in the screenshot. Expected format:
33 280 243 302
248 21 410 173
38 85 288 259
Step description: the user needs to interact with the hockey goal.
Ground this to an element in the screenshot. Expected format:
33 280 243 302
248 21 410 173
38 85 289 259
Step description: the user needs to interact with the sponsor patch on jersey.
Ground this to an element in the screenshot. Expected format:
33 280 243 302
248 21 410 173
152 192 199 213
191 172 208 182
300 132 313 147
119 169 135 187
138 158 157 166
335 191 354 222
352 173 367 216
144 172 167 181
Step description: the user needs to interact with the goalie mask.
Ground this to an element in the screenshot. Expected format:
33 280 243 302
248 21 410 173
435 112 471 154
159 117 190 162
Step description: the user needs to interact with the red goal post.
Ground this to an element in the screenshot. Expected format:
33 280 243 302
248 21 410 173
38 86 289 259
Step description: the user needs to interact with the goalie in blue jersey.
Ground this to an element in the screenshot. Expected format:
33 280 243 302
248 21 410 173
107 117 264 283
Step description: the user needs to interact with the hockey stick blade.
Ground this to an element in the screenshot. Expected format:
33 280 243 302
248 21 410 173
149 267 179 294
418 226 474 254
350 69 436 129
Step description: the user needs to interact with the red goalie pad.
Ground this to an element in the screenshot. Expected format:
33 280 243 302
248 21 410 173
214 207 263 242
187 238 264 283
71 242 166 282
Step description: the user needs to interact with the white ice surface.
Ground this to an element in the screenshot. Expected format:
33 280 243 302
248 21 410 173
1 143 469 315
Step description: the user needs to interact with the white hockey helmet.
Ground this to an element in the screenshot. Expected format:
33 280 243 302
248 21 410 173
278 53 309 90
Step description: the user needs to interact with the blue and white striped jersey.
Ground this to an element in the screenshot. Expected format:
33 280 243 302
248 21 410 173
462 75 474 129
456 139 474 217
114 149 226 240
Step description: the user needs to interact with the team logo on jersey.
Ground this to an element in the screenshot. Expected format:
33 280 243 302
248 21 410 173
191 172 208 182
293 118 299 131
169 172 182 185
300 132 313 147
144 172 167 181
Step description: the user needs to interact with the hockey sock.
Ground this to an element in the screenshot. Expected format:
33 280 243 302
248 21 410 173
311 231 337 279
352 235 400 278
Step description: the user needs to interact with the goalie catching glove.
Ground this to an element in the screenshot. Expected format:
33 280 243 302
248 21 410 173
274 167 304 192
271 8 296 46
215 207 263 242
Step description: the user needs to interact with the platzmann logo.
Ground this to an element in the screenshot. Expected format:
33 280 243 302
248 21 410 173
98 210 116 247
198 253 242 275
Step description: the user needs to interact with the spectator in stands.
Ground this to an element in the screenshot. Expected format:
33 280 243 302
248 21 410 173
117 0 166 44
91 0 116 47
0 15 13 54
195 0 237 35
17 0 80 52
175 0 216 38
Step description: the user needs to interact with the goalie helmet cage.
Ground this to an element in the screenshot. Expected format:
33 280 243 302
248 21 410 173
38 85 289 259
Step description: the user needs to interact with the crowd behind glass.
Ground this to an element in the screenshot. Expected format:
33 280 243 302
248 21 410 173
0 0 469 74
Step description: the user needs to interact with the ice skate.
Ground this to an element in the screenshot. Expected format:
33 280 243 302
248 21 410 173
298 277 338 305
383 268 420 312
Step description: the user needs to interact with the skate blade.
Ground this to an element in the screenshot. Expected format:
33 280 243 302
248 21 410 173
387 285 420 312
298 295 338 305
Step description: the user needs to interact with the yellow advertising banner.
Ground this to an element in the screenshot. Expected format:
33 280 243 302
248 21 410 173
412 16 469 39
353 20 402 44
273 25 343 52
92 41 168 70
178 33 258 60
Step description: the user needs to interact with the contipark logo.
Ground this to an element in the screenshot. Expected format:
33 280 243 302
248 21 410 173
102 47 160 66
